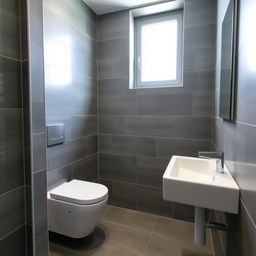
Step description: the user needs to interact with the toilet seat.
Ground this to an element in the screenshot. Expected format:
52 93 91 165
49 179 108 205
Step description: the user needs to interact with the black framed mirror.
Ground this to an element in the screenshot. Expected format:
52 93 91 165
219 0 238 120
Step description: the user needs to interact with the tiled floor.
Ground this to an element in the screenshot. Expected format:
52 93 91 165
49 205 214 256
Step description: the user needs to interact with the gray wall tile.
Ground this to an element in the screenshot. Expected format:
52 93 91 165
47 138 88 171
213 0 256 255
98 0 216 220
72 154 98 182
98 11 129 41
99 153 136 183
0 150 24 195
0 57 21 108
0 109 22 152
0 226 26 256
33 170 48 256
0 0 20 59
44 0 98 205
136 157 169 187
156 138 211 159
136 93 193 116
47 166 72 190
32 133 46 173
172 203 195 223
0 187 25 239
136 185 172 217
184 0 217 27
100 135 155 157
124 116 174 137
100 179 137 209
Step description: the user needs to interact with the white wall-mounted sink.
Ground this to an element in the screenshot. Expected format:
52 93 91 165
163 155 239 214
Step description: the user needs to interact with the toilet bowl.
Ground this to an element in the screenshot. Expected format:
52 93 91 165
48 179 108 238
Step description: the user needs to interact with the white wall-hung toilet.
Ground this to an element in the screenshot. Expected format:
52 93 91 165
48 179 108 238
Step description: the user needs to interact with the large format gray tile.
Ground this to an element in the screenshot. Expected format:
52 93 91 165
172 203 195 223
0 109 22 152
47 137 88 171
99 135 155 157
98 11 129 41
99 115 125 135
25 186 32 225
225 202 256 256
32 102 45 134
136 157 169 188
98 78 136 115
100 179 136 209
44 0 97 39
0 57 21 108
136 186 172 217
33 170 48 256
98 56 129 79
98 37 129 60
156 138 211 159
0 225 26 256
72 154 98 182
173 117 212 140
184 23 216 50
44 6 96 55
184 47 216 72
0 150 24 195
0 186 25 239
184 0 217 28
88 135 98 155
47 165 72 190
45 72 97 116
99 153 136 183
47 115 97 140
124 116 174 137
32 132 46 173
136 92 192 116
0 0 20 59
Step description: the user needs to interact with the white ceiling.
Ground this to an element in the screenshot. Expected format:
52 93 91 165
83 0 172 15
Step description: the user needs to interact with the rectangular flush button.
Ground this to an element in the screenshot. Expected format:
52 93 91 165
47 123 65 147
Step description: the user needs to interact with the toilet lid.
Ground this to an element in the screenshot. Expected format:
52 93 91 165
49 180 108 205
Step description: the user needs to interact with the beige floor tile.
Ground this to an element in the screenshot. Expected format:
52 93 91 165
154 217 213 253
80 244 143 256
49 242 80 256
97 219 152 255
101 205 158 232
145 234 214 256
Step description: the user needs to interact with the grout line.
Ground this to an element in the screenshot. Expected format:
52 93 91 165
0 185 24 199
99 177 162 191
47 153 98 174
0 224 25 242
143 216 159 256
0 54 22 62
99 114 213 118
99 133 212 142
45 5 97 42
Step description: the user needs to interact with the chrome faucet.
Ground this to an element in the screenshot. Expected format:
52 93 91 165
198 151 224 174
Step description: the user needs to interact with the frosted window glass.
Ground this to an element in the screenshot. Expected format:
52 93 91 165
140 19 178 82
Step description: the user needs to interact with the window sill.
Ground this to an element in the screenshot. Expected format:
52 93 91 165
129 84 183 89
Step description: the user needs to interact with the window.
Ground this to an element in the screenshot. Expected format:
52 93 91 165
134 11 183 88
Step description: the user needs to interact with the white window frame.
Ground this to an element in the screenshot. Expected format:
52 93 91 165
134 11 183 88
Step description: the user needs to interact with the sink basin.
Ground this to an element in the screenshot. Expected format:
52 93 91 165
163 156 239 214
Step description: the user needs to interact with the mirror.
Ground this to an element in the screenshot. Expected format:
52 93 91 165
219 0 238 120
